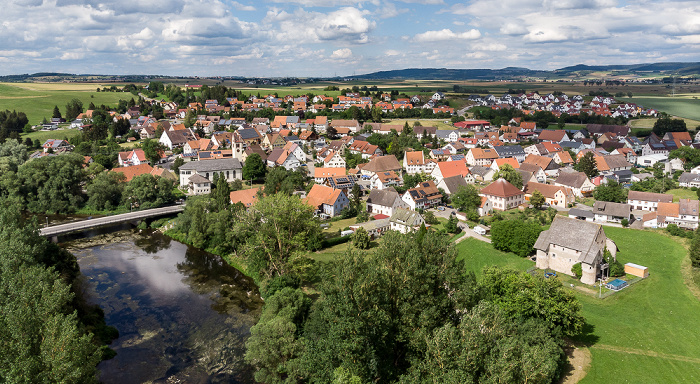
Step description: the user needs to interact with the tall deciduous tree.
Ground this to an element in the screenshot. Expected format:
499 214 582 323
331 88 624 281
493 164 523 189
530 190 545 208
242 153 266 181
451 184 482 212
86 171 126 211
652 116 687 137
690 229 700 268
593 180 627 203
235 193 321 279
141 138 165 165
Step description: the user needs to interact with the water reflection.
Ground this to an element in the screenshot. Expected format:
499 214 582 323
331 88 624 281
67 229 262 384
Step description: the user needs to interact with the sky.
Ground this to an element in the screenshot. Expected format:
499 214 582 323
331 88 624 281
1 0 699 77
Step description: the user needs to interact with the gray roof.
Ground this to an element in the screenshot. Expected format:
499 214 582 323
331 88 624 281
603 154 632 169
188 174 211 184
534 216 608 265
568 208 595 219
493 145 525 158
179 158 242 172
440 175 469 194
679 172 700 183
237 128 261 140
555 171 589 188
352 218 390 232
389 208 424 227
436 130 456 139
367 189 401 208
593 201 631 218
469 165 492 177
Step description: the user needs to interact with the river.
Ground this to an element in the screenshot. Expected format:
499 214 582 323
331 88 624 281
63 228 263 384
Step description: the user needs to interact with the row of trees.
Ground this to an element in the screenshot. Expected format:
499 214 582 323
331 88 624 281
0 202 107 383
244 231 584 384
0 143 175 214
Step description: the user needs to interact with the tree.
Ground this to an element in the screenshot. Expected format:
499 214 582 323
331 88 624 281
243 153 266 181
669 147 700 170
245 288 310 384
575 152 599 178
0 204 104 383
479 267 584 337
491 219 543 257
451 184 482 213
530 190 545 208
402 302 563 384
141 138 165 165
172 157 184 176
593 180 627 203
86 171 126 211
64 98 83 121
300 231 478 383
423 210 438 225
352 227 371 249
122 174 175 210
234 193 321 279
264 167 308 196
653 116 687 138
444 215 460 234
690 229 700 268
211 175 231 212
493 164 523 189
12 154 86 213
571 263 582 278
52 105 62 119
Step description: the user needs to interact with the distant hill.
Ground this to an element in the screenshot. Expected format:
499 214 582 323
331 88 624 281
353 62 700 80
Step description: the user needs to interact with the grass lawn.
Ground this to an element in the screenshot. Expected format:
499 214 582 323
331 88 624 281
322 217 358 234
21 128 81 142
455 237 533 274
384 119 454 130
0 83 133 125
629 117 700 130
666 188 698 202
574 227 700 383
455 224 700 382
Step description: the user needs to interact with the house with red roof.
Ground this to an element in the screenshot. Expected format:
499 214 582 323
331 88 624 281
480 178 524 211
305 184 350 217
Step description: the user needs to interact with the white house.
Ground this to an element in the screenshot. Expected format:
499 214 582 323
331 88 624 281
389 208 425 233
366 189 408 217
178 158 243 188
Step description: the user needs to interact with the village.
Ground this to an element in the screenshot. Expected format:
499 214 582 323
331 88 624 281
30 87 700 292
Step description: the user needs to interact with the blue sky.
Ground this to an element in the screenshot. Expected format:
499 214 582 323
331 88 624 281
0 0 699 77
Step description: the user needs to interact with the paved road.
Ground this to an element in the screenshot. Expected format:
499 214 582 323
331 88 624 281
456 226 492 244
40 205 185 237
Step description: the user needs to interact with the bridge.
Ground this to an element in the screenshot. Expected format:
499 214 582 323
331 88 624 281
40 205 185 239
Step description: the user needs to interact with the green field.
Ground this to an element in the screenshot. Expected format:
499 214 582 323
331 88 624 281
21 128 81 142
0 83 133 124
667 188 699 202
620 97 700 121
456 237 534 273
456 227 700 383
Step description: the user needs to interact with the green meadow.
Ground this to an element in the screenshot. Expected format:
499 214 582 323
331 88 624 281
0 83 133 124
620 96 700 121
456 226 700 383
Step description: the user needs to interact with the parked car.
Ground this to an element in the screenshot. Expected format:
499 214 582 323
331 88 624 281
437 206 445 211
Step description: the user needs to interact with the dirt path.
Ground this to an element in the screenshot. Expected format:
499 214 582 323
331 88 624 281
558 342 591 384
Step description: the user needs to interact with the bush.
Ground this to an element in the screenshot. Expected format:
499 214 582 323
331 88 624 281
621 218 629 227
491 219 543 257
692 187 698 191
322 235 352 248
571 263 582 278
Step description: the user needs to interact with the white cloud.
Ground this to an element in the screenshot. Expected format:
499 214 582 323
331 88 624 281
385 49 401 56
331 48 353 59
232 1 255 11
266 7 375 44
413 28 481 42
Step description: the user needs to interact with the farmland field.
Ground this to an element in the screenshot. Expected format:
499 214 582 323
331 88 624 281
384 118 454 130
456 227 700 383
0 83 134 124
21 128 81 142
620 96 700 121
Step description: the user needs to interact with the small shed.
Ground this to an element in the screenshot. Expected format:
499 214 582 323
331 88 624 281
625 263 649 278
606 279 628 291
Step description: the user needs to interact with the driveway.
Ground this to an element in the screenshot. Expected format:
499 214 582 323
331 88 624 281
455 226 491 244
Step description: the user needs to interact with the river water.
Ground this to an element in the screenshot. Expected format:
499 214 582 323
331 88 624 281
63 229 263 384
